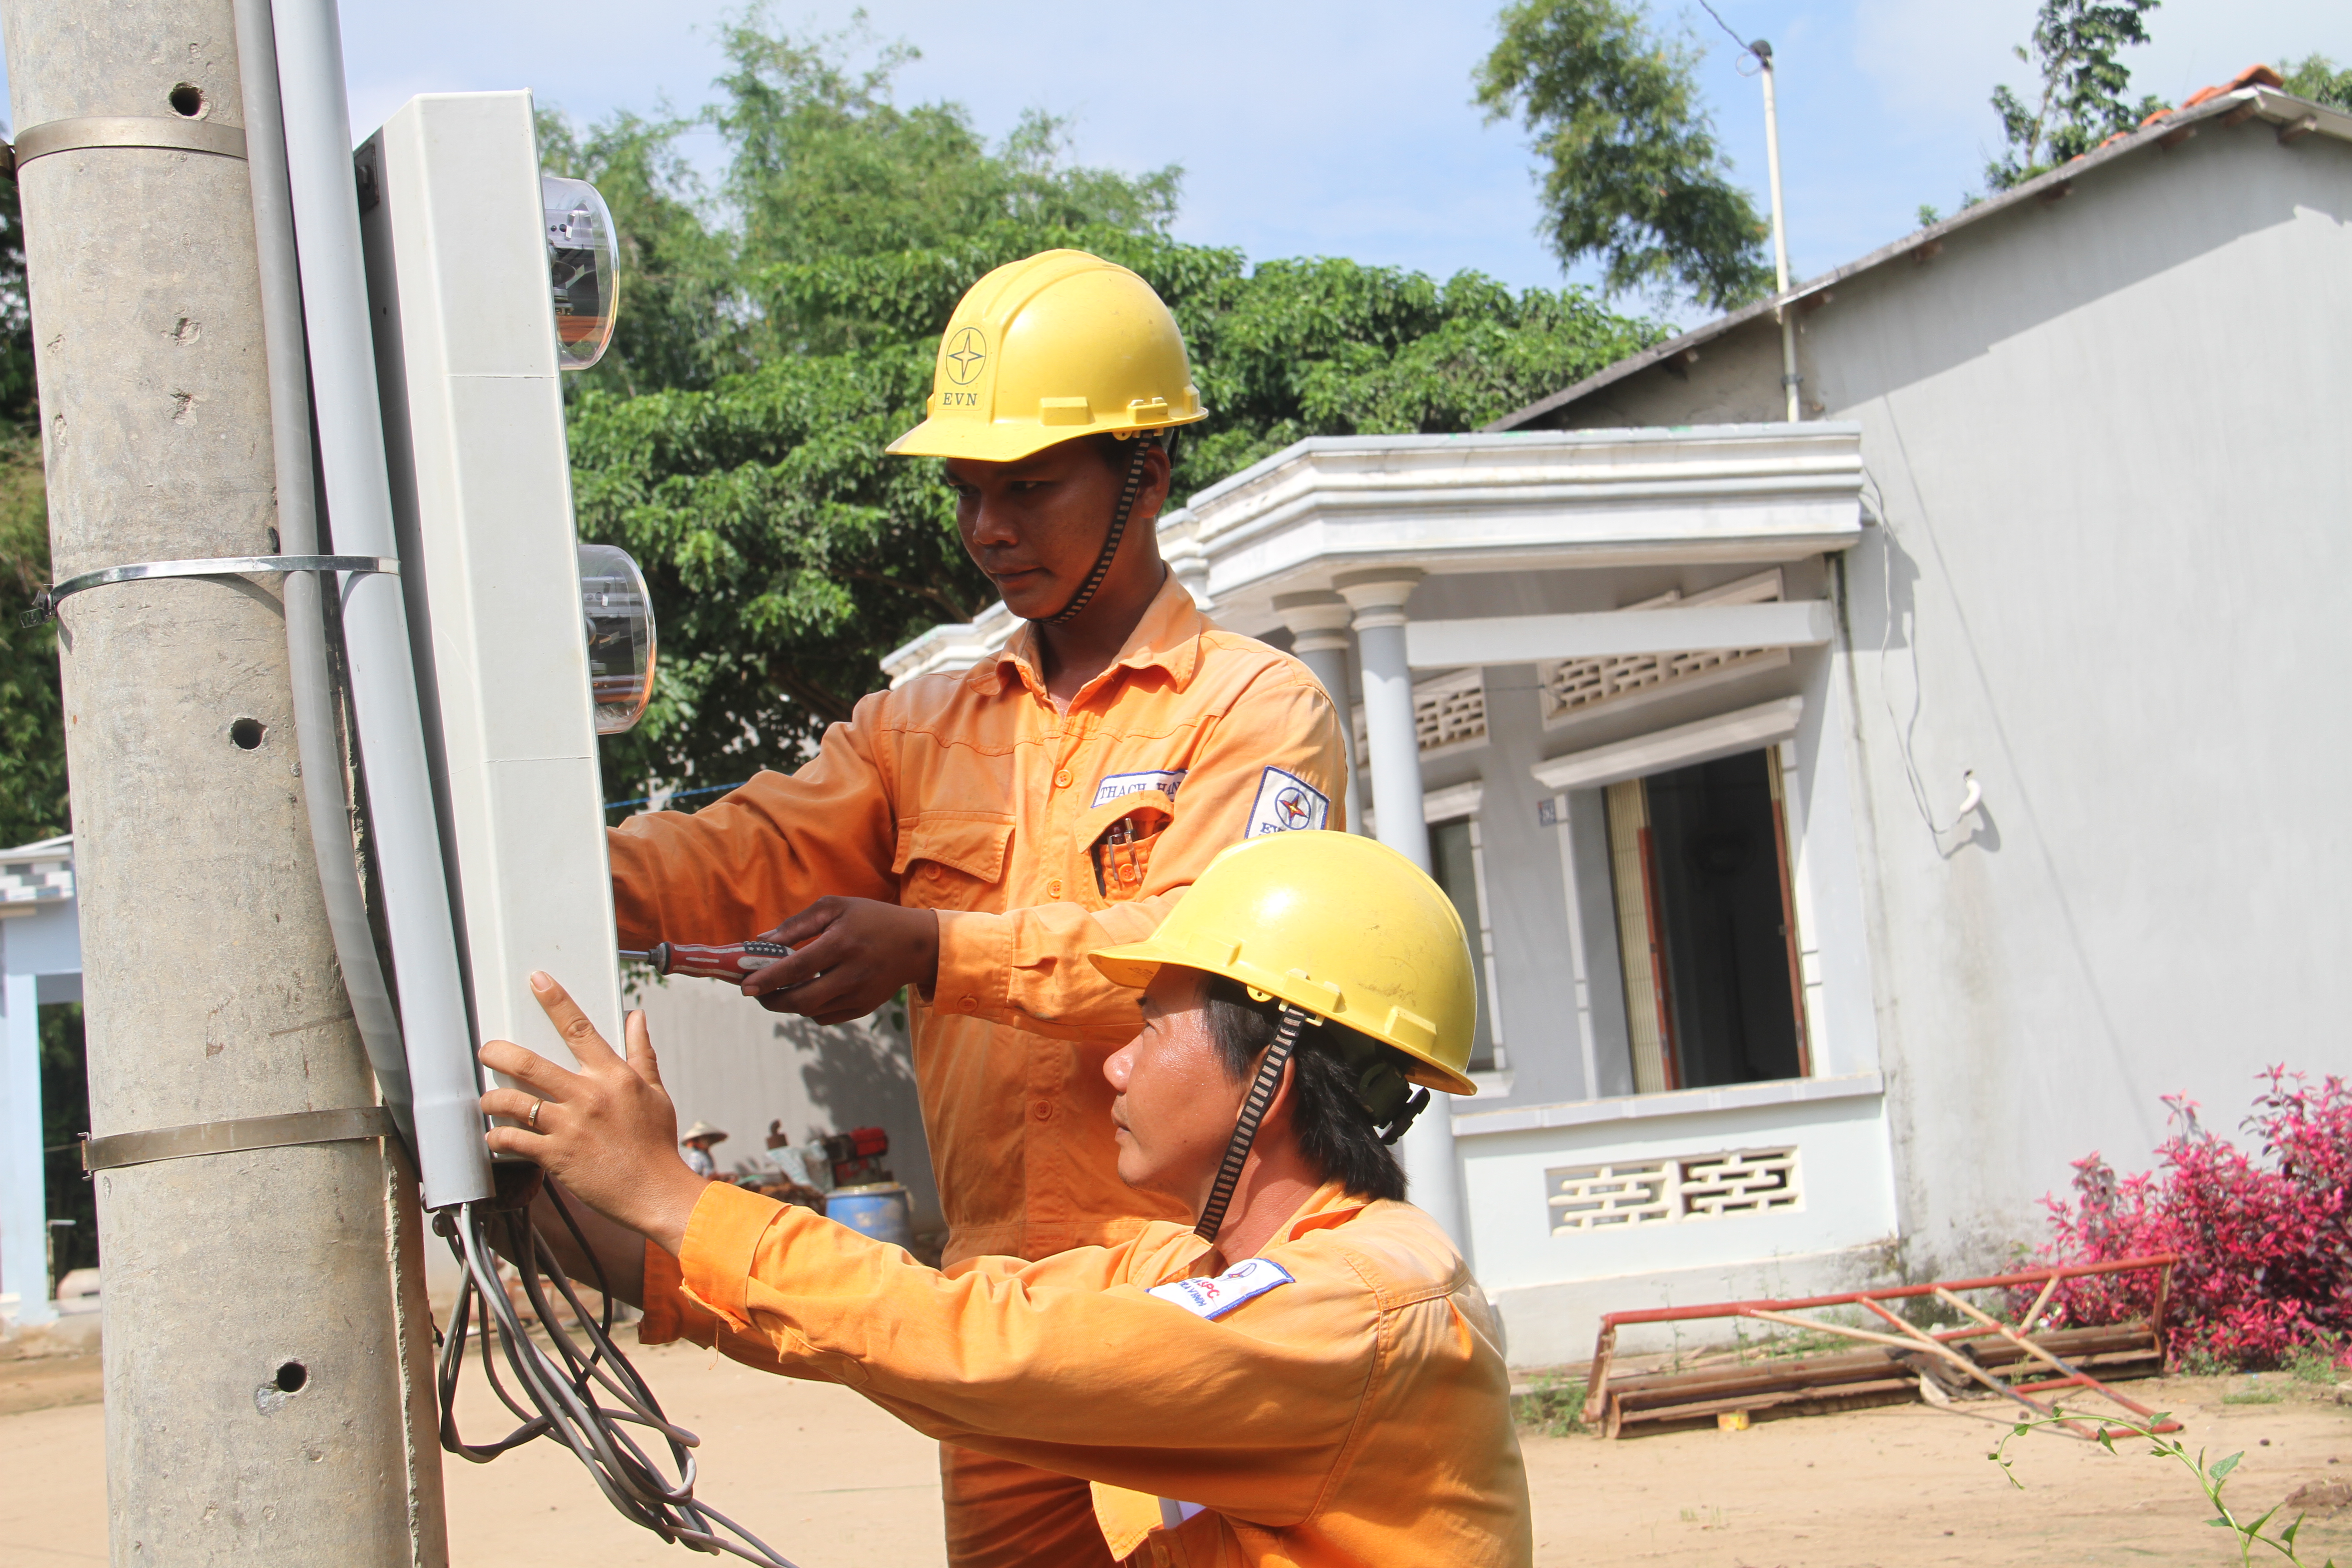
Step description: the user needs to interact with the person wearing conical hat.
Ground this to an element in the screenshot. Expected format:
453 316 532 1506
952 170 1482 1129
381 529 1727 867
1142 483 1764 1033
678 1121 729 1179
485 830 1531 1566
602 252 1349 1565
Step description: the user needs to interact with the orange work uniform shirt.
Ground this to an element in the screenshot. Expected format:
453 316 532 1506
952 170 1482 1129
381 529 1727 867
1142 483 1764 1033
641 1179 1534 1567
607 576 1349 1264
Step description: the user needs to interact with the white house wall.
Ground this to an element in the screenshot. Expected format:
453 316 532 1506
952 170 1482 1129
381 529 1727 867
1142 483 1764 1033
1463 1087 1898 1367
1542 113 2352 1273
1823 120 2352 1273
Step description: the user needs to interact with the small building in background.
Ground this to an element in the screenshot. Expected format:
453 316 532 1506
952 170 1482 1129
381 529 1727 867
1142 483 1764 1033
1 834 81 1330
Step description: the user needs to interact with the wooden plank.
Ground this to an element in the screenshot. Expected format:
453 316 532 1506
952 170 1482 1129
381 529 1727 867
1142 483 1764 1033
1848 1299 2094 1438
1615 1378 1921 1431
1611 1352 1913 1409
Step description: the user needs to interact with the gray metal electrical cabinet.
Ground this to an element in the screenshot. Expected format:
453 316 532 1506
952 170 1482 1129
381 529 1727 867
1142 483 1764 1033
358 90 625 1169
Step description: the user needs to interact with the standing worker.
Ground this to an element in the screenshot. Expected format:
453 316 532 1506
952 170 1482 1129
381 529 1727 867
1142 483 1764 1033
487 831 1532 1566
605 250 1351 1566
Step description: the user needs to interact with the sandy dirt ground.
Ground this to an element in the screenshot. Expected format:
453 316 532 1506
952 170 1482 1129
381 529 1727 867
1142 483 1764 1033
5 1344 2349 1566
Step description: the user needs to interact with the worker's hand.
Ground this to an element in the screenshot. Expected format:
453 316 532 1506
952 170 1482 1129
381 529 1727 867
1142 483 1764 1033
740 897 939 1026
478 972 709 1256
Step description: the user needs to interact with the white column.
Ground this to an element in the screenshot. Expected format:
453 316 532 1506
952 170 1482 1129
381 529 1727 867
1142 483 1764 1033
1333 568 1466 1250
1 968 53 1327
1273 591 1364 835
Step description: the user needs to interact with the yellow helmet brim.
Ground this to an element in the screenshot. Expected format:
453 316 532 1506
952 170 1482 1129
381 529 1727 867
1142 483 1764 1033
886 406 1206 465
1090 928 1480 1098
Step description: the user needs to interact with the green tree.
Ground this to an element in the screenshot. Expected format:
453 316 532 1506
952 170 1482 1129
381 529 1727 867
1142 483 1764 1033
1985 0 2167 190
1474 0 1773 311
559 20 1660 795
0 150 68 850
2279 54 2352 112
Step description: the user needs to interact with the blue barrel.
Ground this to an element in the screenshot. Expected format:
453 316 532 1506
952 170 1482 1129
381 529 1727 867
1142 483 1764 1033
827 1182 913 1250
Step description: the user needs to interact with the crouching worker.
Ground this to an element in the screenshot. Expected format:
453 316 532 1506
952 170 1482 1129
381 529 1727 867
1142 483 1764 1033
480 830 1533 1567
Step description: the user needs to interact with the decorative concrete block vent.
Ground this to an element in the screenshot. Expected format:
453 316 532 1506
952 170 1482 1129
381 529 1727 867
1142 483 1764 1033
1547 1147 1802 1234
1539 568 1791 724
1352 666 1489 757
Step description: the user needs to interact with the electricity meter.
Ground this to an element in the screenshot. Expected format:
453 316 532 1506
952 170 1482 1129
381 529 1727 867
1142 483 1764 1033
542 174 618 370
578 543 655 734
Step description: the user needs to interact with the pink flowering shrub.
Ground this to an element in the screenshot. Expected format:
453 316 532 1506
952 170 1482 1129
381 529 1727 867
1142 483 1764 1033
2024 1068 2352 1370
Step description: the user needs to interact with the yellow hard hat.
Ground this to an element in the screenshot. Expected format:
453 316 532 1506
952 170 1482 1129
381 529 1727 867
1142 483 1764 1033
1090 831 1479 1096
886 250 1208 464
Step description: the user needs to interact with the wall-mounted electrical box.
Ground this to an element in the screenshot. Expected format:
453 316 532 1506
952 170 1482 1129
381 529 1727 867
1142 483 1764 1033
358 91 631 1195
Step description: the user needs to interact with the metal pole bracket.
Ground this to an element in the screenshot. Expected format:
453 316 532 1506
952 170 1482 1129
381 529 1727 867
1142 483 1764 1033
23 553 397 627
82 1105 397 1174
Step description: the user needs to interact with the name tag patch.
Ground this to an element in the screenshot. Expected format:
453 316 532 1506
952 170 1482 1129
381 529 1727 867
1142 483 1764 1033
1146 1257 1295 1320
1092 769 1187 809
1245 767 1330 838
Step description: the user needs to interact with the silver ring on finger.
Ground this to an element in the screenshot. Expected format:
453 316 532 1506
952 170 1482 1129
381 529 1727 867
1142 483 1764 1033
526 1099 543 1130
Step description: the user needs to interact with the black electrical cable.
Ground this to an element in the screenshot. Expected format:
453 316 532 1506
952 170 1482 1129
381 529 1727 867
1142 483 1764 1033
1695 0 1766 70
436 1194 801 1567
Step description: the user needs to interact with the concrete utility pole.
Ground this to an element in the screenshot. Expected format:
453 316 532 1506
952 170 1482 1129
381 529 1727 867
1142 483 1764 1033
0 3 447 1563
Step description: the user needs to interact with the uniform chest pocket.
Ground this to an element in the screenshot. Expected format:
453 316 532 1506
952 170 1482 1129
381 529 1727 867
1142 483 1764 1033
893 812 1014 908
1077 789 1176 903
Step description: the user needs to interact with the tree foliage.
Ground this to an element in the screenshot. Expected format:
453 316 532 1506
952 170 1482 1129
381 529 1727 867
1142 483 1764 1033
0 15 1663 815
1474 0 1773 312
555 20 1661 793
2279 54 2352 113
0 160 66 850
1985 0 2167 191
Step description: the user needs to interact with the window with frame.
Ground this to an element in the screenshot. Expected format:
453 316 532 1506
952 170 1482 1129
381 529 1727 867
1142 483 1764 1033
1426 812 1499 1073
1602 746 1808 1093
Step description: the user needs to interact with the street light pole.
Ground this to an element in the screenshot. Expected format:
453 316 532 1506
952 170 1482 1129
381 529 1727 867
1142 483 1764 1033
0 0 447 1560
1754 39 1801 423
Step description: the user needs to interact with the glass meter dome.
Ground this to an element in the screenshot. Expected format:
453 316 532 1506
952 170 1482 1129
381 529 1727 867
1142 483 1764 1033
543 174 619 371
578 544 656 734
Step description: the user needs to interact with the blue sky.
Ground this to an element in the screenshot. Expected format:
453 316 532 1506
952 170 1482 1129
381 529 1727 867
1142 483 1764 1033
10 2 2345 316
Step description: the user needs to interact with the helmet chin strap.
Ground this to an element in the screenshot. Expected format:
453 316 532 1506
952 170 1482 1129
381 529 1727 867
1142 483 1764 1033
1191 1003 1308 1244
1041 433 1157 626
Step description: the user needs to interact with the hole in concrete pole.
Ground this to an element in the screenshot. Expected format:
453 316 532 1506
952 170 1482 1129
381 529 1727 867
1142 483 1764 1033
274 1361 306 1393
229 718 266 750
168 84 206 118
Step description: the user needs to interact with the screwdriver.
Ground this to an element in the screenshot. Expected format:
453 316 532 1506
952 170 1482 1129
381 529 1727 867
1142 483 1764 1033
617 939 794 980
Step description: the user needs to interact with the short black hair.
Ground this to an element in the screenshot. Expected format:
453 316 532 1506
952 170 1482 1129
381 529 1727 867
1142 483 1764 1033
1086 429 1175 474
1200 974 1411 1204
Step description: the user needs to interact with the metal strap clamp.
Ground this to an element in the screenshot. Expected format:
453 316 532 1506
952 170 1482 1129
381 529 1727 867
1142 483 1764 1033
10 115 249 170
23 554 397 627
82 1105 397 1174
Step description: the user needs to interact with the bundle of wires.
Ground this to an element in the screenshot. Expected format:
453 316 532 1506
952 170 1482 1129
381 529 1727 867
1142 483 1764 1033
436 1186 799 1566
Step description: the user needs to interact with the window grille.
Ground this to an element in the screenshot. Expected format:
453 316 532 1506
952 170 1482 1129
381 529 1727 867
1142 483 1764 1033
1677 1148 1801 1219
1541 569 1788 724
1547 1146 1802 1235
1546 1161 1672 1229
1353 666 1488 757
